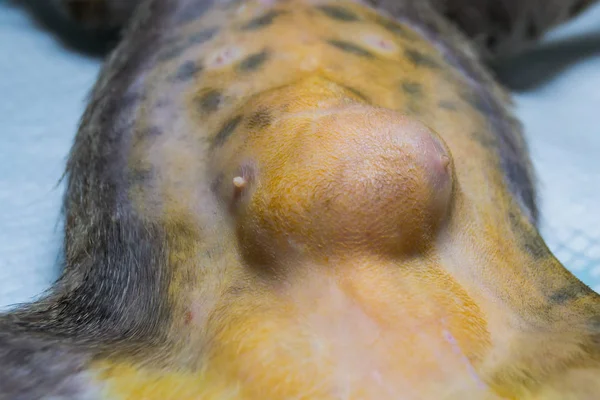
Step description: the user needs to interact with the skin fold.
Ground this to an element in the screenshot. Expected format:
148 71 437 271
0 0 599 399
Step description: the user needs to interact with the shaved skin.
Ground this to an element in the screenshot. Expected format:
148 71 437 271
1 0 599 399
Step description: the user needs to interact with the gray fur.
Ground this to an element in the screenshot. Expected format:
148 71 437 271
0 328 96 400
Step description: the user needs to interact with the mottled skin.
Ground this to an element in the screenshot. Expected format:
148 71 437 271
1 0 600 399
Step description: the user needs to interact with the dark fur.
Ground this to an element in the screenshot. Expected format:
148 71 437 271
0 0 185 397
428 0 599 59
1 0 598 398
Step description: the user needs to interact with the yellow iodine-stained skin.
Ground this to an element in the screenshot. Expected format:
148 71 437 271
81 0 600 399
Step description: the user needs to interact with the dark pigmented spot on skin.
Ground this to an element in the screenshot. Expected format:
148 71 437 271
317 5 359 22
173 61 202 81
159 29 217 64
405 48 441 69
470 131 496 150
187 27 219 45
401 82 423 116
196 89 222 113
508 210 549 260
247 109 272 130
341 85 368 101
548 284 595 305
461 89 492 115
377 17 419 41
401 82 424 116
242 10 283 30
213 116 243 147
157 43 188 63
401 82 423 96
238 50 270 72
327 40 374 58
507 159 538 224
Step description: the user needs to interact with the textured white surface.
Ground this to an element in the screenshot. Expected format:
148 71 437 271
0 2 599 311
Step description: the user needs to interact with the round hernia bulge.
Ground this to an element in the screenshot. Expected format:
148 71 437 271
233 106 454 264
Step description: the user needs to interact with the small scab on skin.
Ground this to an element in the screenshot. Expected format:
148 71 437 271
238 50 270 72
213 116 243 147
196 89 223 114
326 39 375 58
405 48 441 69
187 27 219 45
340 85 368 102
317 5 359 22
242 10 283 30
173 60 202 81
402 81 423 96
